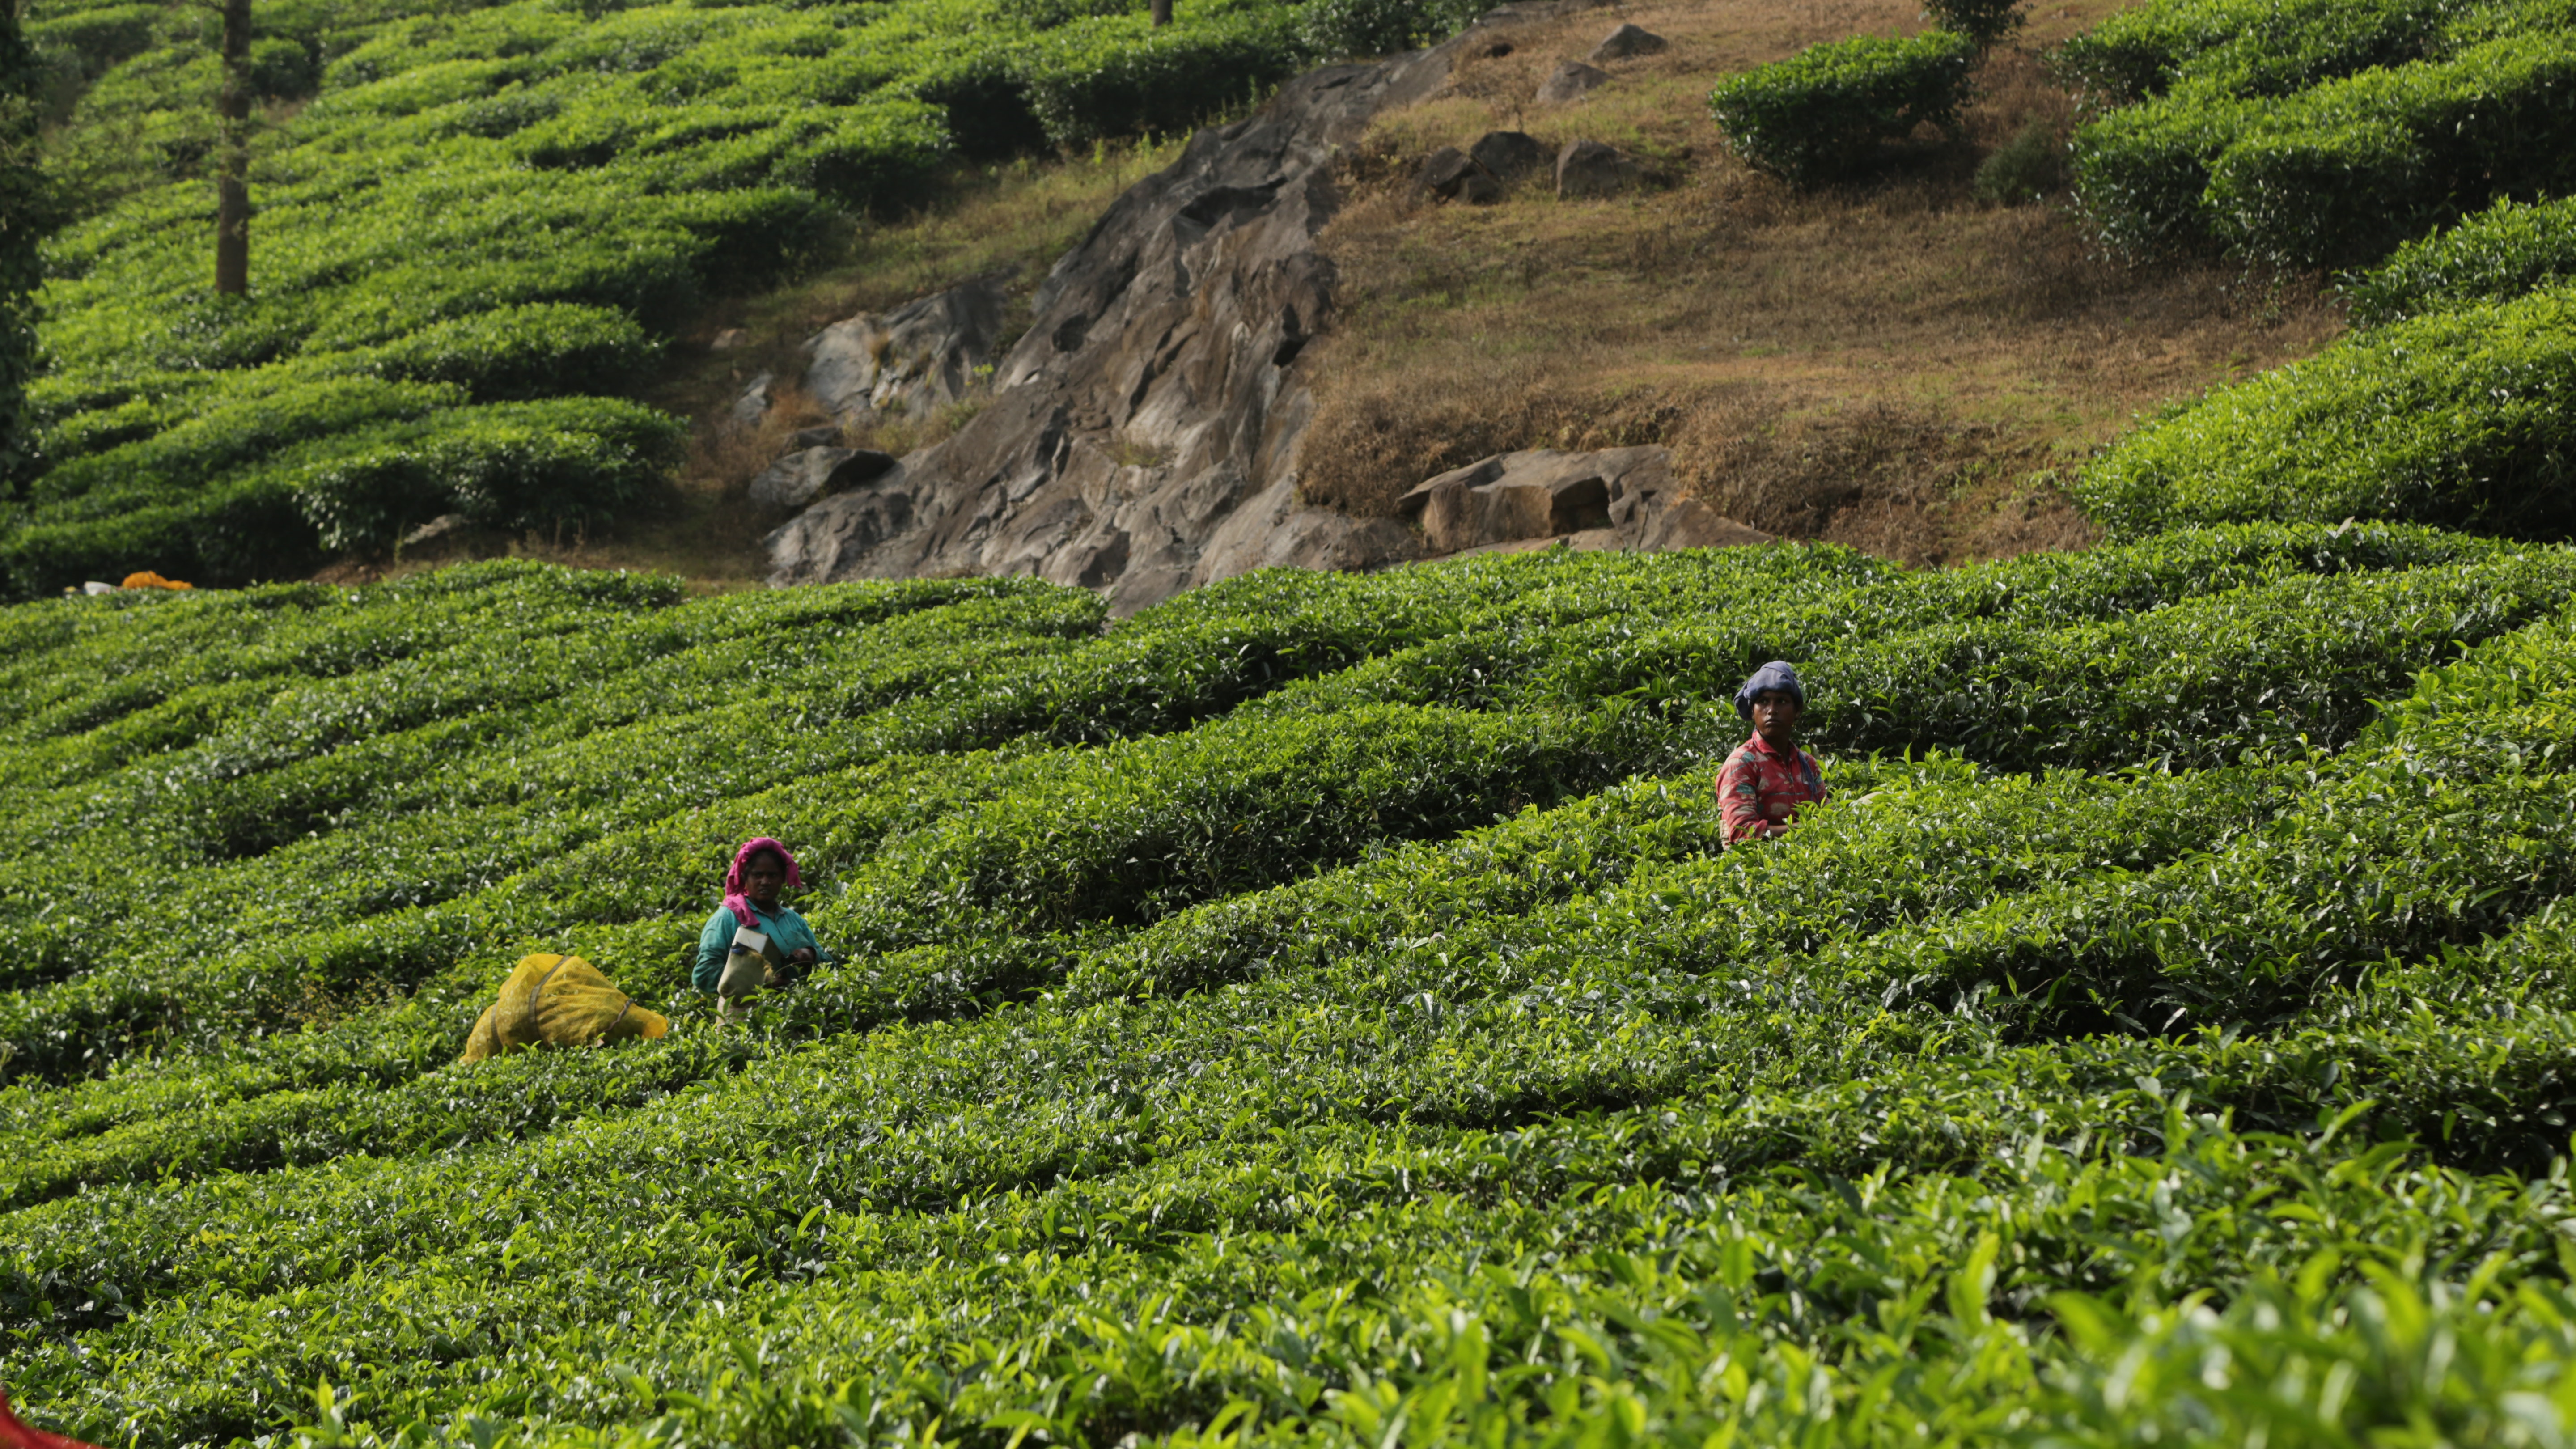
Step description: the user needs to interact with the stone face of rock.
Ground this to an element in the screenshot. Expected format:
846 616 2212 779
711 327 750 352
803 274 1009 425
1537 59 1610 104
749 446 900 511
1399 445 1771 555
1556 138 1644 197
788 424 842 450
1588 22 1667 60
1469 130 1549 181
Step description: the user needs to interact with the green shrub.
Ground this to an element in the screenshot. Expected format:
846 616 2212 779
21 5 166 80
246 35 321 99
2075 285 2576 537
1292 0 1484 60
27 376 466 510
1971 117 2062 203
2345 194 2576 325
13 548 2576 1444
1923 0 2025 48
2061 0 2576 263
1708 31 1979 187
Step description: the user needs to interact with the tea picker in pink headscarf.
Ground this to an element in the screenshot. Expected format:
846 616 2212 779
692 838 835 995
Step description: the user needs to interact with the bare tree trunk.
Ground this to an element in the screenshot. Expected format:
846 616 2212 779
213 0 250 295
1151 0 1170 26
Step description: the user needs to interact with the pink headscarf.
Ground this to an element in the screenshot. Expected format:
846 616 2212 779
722 837 802 931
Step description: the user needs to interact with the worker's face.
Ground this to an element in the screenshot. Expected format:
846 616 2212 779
1750 690 1801 744
742 853 787 907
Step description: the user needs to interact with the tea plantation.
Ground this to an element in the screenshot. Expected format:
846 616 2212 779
13 0 2576 1443
4 509 2576 1445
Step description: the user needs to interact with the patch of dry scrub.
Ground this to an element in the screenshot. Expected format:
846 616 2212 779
1297 0 2343 566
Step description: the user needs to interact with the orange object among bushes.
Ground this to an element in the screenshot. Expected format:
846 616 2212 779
118 572 193 591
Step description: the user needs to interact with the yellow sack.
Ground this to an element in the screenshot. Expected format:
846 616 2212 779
459 953 671 1063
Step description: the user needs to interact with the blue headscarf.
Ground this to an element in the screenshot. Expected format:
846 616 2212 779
1733 660 1805 720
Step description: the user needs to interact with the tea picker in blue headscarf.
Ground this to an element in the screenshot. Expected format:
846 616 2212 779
1716 661 1827 846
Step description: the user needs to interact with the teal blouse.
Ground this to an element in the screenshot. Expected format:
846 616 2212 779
693 901 830 992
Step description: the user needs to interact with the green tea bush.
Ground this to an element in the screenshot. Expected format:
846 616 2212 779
2075 285 2576 538
2068 81 2259 259
2347 194 2576 324
2052 0 2445 103
1708 31 1977 187
2063 0 2576 263
2202 33 2576 269
1292 0 1484 61
1017 9 1303 149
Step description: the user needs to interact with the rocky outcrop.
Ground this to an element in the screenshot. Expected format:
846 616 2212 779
1399 446 1771 556
764 0 1757 613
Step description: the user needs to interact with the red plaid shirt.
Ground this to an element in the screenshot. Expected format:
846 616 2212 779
1715 732 1827 846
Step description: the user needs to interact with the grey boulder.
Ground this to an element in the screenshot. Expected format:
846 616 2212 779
763 0 1636 616
1417 146 1481 197
1536 60 1609 104
1469 130 1549 181
1589 22 1667 61
1556 138 1645 198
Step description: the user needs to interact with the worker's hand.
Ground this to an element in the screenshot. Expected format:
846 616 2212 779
789 947 816 965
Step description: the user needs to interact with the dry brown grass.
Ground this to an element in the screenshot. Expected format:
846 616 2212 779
1297 0 2344 566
